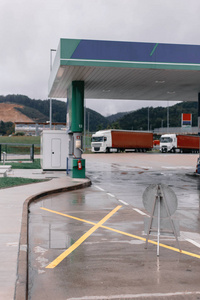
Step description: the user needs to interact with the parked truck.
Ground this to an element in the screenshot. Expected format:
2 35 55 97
91 130 153 153
160 133 200 153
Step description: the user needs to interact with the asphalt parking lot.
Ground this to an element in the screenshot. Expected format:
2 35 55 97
28 153 200 300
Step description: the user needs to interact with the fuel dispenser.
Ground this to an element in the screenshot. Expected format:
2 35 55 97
67 81 85 178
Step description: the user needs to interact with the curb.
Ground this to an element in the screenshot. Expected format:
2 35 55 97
14 178 91 300
186 172 200 177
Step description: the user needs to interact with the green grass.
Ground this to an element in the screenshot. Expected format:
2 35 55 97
0 136 40 144
1 159 41 169
0 136 52 188
0 136 40 154
0 158 46 189
0 177 47 189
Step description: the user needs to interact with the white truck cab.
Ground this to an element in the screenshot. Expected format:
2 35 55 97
160 134 177 153
91 130 111 152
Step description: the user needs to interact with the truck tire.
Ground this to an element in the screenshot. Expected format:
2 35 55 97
106 147 110 153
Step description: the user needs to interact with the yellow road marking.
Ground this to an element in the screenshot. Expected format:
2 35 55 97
40 207 95 225
45 205 122 268
41 207 200 261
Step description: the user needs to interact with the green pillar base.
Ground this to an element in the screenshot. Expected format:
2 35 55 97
69 158 85 178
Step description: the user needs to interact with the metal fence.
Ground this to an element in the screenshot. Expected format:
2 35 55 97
83 133 93 151
0 143 40 162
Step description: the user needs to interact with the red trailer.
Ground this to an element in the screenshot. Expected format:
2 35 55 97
91 130 153 152
111 130 153 151
177 135 200 151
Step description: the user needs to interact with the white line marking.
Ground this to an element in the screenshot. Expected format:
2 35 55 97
140 166 152 169
67 291 200 300
94 185 105 192
118 200 129 206
162 166 192 169
185 238 200 249
133 208 148 216
107 193 115 198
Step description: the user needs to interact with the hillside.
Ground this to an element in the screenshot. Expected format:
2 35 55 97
117 102 198 130
0 103 33 122
0 94 109 131
106 111 131 123
85 108 109 132
0 94 199 134
0 95 66 123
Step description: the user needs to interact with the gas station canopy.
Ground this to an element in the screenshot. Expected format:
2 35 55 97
48 39 200 101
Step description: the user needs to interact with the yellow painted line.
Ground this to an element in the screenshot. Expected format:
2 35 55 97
40 207 95 225
101 227 200 259
41 207 200 260
45 205 122 268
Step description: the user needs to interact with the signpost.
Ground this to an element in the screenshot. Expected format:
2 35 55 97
143 184 180 256
182 113 192 127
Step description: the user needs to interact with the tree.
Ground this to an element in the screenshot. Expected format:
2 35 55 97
111 121 121 129
0 121 14 136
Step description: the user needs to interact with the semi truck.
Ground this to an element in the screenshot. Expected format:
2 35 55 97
160 133 200 153
91 130 153 153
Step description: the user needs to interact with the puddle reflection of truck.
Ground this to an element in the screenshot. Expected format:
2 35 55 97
160 133 200 153
91 130 153 153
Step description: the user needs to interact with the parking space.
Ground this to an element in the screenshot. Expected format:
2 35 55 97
28 153 200 300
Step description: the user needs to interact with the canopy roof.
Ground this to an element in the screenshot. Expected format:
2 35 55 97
48 38 200 101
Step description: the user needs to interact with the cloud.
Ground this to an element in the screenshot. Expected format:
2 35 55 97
0 0 199 115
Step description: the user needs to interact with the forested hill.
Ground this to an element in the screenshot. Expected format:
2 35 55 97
117 101 198 131
0 94 198 133
0 95 66 123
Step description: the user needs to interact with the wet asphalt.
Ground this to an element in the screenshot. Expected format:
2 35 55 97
28 153 200 300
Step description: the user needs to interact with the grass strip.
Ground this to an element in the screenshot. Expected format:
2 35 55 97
0 177 48 189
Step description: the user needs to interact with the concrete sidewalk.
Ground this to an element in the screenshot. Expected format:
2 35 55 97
0 169 91 300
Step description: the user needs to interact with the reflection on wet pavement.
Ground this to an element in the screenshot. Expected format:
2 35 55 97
28 153 200 300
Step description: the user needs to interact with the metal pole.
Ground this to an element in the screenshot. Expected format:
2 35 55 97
198 93 200 158
148 107 149 131
3 152 6 165
49 49 56 130
87 111 90 150
50 49 56 71
31 144 34 162
157 193 161 256
167 101 169 133
50 98 52 130
84 104 86 151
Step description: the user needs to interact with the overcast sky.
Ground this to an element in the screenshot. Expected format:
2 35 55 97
1 0 200 116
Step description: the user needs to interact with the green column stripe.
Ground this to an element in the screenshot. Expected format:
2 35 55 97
60 39 81 59
150 43 159 56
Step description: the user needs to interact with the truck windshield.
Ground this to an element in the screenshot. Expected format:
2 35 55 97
160 137 173 143
92 136 104 142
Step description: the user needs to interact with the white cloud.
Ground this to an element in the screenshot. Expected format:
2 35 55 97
0 0 199 114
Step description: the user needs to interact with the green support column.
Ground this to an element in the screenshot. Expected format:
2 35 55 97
67 81 85 178
198 93 200 136
67 81 84 133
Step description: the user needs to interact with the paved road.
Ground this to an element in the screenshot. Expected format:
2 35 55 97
28 153 200 299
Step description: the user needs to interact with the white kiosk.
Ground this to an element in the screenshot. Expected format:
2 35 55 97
41 130 69 171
